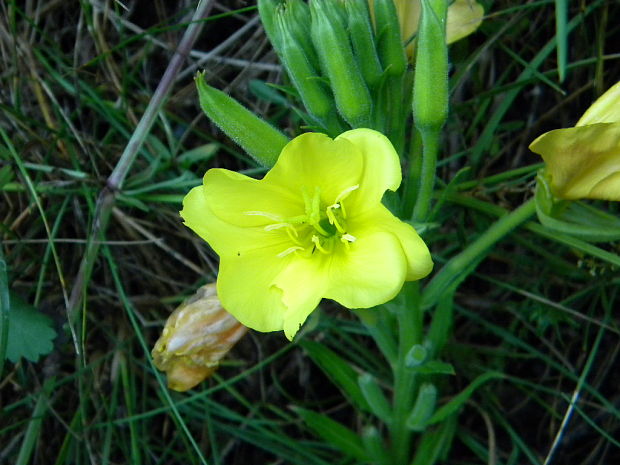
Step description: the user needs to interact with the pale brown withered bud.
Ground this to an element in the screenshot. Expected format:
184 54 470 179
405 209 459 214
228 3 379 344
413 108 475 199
152 283 248 391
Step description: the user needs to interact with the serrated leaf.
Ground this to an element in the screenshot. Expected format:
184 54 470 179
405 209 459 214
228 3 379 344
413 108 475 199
6 292 56 363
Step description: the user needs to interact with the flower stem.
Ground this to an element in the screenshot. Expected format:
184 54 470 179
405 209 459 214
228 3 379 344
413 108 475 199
422 197 537 309
390 282 422 464
412 128 440 223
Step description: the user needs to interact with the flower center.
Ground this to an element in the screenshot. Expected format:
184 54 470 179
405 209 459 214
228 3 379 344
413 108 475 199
246 185 359 258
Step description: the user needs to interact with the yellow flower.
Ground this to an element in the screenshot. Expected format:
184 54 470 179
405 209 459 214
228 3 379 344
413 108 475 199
370 0 484 56
529 81 620 200
181 129 433 340
152 283 248 391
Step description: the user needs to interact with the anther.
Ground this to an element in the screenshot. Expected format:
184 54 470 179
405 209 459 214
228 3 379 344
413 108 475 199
341 233 356 242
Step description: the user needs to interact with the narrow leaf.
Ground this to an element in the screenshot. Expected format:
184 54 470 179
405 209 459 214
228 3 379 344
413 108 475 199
293 407 369 462
301 340 370 412
427 371 504 425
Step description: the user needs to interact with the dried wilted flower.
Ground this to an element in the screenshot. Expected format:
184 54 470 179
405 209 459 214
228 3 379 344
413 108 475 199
152 283 248 391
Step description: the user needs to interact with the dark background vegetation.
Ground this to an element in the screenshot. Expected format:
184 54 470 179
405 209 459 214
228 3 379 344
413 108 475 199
1 1 619 464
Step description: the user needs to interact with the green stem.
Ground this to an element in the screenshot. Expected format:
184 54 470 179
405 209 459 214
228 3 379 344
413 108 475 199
390 282 423 464
412 129 440 223
422 197 537 309
402 128 423 218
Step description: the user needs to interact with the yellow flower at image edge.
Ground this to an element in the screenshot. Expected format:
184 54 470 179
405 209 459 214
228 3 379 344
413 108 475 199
181 129 433 340
370 0 484 56
529 81 620 200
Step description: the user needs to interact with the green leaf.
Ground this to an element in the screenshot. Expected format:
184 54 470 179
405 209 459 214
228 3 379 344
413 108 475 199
0 164 14 189
292 407 369 462
535 172 620 242
427 371 504 425
407 383 438 431
411 415 458 465
5 292 57 363
358 372 392 422
300 340 370 412
176 143 219 170
411 360 455 376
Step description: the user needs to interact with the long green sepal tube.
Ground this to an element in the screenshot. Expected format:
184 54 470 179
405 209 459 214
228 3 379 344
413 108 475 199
195 71 289 167
412 0 449 223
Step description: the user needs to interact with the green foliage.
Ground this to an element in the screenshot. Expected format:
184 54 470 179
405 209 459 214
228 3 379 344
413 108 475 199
2 1 620 465
293 407 369 462
4 292 56 363
195 72 289 167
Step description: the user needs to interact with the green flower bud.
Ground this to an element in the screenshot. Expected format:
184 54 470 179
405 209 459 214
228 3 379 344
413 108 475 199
374 0 407 77
413 0 448 132
282 0 319 69
258 0 283 52
275 11 335 121
345 0 383 88
310 0 372 127
195 72 289 167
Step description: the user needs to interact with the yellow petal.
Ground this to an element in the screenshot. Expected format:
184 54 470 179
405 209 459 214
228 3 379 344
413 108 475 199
272 258 327 340
576 80 620 126
203 168 302 228
446 0 484 44
589 171 620 200
180 183 291 258
336 128 402 212
350 205 433 281
265 132 365 203
324 230 408 309
396 0 421 56
529 123 620 200
217 248 292 333
388 0 483 56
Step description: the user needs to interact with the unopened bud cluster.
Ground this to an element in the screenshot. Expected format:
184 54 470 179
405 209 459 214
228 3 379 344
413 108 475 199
259 0 408 133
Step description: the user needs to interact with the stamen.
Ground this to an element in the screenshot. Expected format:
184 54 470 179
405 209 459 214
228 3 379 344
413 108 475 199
311 235 330 254
326 206 345 233
335 184 359 203
334 185 359 219
264 223 292 231
312 221 330 236
284 227 302 244
277 246 304 258
244 211 284 222
264 223 301 243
